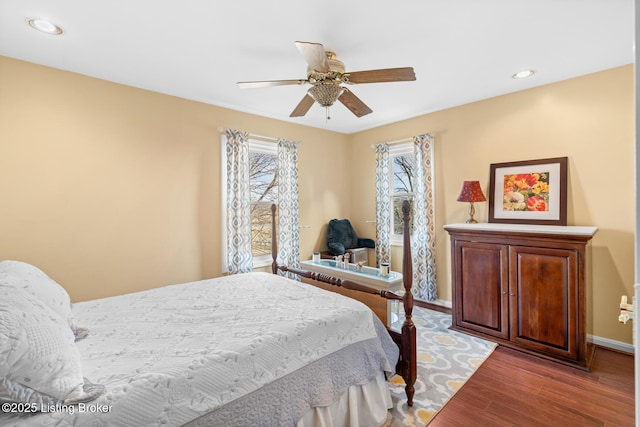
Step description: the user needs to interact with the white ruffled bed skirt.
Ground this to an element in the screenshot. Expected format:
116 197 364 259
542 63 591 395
296 372 393 427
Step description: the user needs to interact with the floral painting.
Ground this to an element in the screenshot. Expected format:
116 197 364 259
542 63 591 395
502 172 550 212
489 157 567 225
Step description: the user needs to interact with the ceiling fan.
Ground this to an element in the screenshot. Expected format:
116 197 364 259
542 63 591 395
237 41 416 119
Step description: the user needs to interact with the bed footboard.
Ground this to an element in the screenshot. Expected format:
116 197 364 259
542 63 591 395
270 202 417 406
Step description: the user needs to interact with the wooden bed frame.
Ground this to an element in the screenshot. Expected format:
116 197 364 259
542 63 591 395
270 201 417 406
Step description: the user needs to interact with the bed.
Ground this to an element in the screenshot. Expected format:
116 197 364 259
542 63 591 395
0 202 416 426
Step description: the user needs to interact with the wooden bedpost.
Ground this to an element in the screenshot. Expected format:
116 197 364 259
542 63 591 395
269 201 417 407
271 203 278 275
401 199 417 406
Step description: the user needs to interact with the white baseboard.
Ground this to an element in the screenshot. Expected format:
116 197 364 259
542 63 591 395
589 334 634 354
417 299 452 308
434 299 452 308
420 300 633 354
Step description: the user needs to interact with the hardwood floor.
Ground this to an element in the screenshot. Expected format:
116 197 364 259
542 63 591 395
428 345 635 427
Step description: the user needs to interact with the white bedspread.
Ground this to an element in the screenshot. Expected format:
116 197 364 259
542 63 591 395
3 272 383 426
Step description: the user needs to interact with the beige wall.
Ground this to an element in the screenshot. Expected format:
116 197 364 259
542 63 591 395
0 56 349 301
347 65 635 344
0 56 635 345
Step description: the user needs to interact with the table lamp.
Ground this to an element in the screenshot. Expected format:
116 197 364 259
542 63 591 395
456 180 486 223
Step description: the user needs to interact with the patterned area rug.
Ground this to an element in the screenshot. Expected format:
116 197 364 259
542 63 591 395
386 306 497 426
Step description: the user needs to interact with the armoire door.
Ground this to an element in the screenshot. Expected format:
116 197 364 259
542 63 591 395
453 239 509 339
509 245 579 361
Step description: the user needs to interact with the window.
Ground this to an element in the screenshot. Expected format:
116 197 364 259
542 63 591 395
248 141 278 265
221 137 278 270
389 143 415 245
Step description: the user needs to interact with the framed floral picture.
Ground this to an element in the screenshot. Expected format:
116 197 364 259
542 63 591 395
488 157 568 225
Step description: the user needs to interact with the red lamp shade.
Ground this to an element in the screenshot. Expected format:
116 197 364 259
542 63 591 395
456 181 486 203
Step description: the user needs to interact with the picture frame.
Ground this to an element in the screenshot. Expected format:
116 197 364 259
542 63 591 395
488 157 568 226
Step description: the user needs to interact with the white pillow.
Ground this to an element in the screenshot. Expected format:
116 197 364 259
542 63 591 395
0 260 77 333
0 284 104 404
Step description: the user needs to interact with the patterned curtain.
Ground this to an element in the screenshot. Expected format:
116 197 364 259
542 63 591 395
374 143 391 267
225 129 253 274
412 134 437 301
277 139 300 279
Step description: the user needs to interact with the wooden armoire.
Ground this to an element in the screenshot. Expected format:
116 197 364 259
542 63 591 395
444 223 597 369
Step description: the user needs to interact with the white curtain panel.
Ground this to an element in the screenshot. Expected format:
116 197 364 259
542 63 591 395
374 143 391 268
412 134 437 301
225 129 253 274
277 139 301 279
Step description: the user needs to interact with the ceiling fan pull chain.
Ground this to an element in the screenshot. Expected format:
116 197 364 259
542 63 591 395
326 106 331 122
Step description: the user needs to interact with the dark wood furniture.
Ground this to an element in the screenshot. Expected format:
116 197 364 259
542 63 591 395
444 223 597 370
271 202 417 406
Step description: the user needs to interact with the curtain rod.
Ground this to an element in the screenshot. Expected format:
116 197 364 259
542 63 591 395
369 133 434 149
370 137 413 149
248 133 279 143
218 127 302 145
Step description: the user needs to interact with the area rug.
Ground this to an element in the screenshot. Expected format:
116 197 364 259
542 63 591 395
386 306 497 426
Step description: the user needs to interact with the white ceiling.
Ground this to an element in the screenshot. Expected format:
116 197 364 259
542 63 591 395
0 0 634 134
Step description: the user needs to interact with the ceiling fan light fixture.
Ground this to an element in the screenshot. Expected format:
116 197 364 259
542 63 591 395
309 84 343 107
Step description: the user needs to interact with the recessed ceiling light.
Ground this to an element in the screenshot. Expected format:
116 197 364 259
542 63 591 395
512 69 535 79
28 18 63 35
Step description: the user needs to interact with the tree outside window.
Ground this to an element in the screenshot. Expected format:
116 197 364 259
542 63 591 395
249 143 278 258
390 145 415 242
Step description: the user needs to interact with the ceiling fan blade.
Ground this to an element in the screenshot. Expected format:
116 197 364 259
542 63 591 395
295 41 329 73
338 89 372 117
290 94 315 117
237 79 307 89
346 67 416 84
